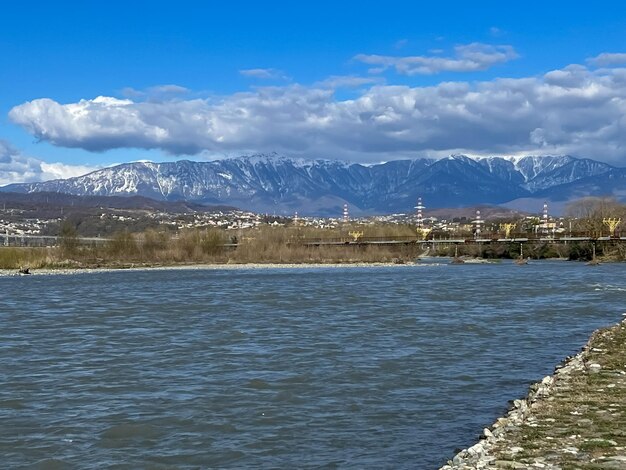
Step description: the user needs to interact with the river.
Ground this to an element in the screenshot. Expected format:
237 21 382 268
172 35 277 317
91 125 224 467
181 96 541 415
1 261 624 468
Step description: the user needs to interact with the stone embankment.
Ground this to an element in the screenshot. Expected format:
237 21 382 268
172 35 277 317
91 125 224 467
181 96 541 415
441 317 626 470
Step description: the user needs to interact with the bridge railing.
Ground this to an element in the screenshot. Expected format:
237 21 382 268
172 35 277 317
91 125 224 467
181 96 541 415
0 234 110 247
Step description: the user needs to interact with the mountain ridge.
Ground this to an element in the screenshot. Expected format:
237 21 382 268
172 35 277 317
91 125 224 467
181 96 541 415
2 154 624 216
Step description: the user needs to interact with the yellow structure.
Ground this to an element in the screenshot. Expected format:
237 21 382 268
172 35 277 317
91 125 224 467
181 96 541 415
603 218 621 236
348 231 364 242
416 227 432 240
499 223 516 239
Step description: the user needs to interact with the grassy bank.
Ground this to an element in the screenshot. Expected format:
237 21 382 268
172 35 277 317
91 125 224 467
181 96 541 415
442 319 626 469
493 321 626 467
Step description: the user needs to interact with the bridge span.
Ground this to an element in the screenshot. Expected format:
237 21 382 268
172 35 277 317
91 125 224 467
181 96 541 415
293 235 626 247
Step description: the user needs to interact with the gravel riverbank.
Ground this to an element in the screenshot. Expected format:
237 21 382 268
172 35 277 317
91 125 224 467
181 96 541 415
0 261 441 277
441 316 626 469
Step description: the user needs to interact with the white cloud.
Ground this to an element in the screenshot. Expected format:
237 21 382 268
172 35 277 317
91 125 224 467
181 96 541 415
39 162 98 180
315 75 384 89
148 84 189 95
8 60 626 165
394 39 408 50
354 42 518 75
489 27 503 37
120 84 190 101
239 68 288 80
0 140 96 186
587 52 626 67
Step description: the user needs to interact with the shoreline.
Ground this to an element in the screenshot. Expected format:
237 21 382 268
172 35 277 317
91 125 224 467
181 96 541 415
0 256 620 277
0 260 441 277
440 316 626 469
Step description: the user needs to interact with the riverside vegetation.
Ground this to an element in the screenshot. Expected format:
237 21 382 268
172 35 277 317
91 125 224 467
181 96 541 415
0 224 420 270
0 223 624 270
1 197 624 270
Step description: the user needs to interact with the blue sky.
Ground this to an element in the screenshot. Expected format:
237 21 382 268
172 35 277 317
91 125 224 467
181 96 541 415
2 1 626 183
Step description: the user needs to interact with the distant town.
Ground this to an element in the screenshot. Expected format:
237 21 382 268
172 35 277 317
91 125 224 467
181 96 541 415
0 193 622 247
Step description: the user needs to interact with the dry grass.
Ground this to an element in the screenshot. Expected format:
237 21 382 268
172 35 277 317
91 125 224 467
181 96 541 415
0 226 419 269
0 247 57 269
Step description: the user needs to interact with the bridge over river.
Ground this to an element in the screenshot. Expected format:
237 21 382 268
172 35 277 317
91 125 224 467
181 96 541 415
291 235 626 247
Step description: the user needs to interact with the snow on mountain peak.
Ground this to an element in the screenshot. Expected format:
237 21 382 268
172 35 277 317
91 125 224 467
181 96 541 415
235 153 352 169
1 153 621 216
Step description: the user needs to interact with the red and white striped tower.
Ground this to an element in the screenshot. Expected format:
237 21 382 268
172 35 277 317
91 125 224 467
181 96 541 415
542 202 549 235
473 210 484 239
342 203 349 223
415 197 425 228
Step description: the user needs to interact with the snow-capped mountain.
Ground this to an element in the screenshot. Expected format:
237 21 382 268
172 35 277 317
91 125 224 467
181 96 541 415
1 154 624 215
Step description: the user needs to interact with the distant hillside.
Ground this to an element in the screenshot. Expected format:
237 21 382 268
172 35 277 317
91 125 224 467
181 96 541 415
0 191 237 215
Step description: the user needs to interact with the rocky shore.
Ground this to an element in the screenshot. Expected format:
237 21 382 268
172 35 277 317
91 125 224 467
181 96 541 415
441 316 626 469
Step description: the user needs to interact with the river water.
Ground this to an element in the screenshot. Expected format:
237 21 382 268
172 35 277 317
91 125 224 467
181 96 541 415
1 261 624 469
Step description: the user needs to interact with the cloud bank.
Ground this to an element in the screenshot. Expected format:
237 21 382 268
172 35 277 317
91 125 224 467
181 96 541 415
0 140 96 186
8 59 626 165
587 53 626 67
354 43 518 75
